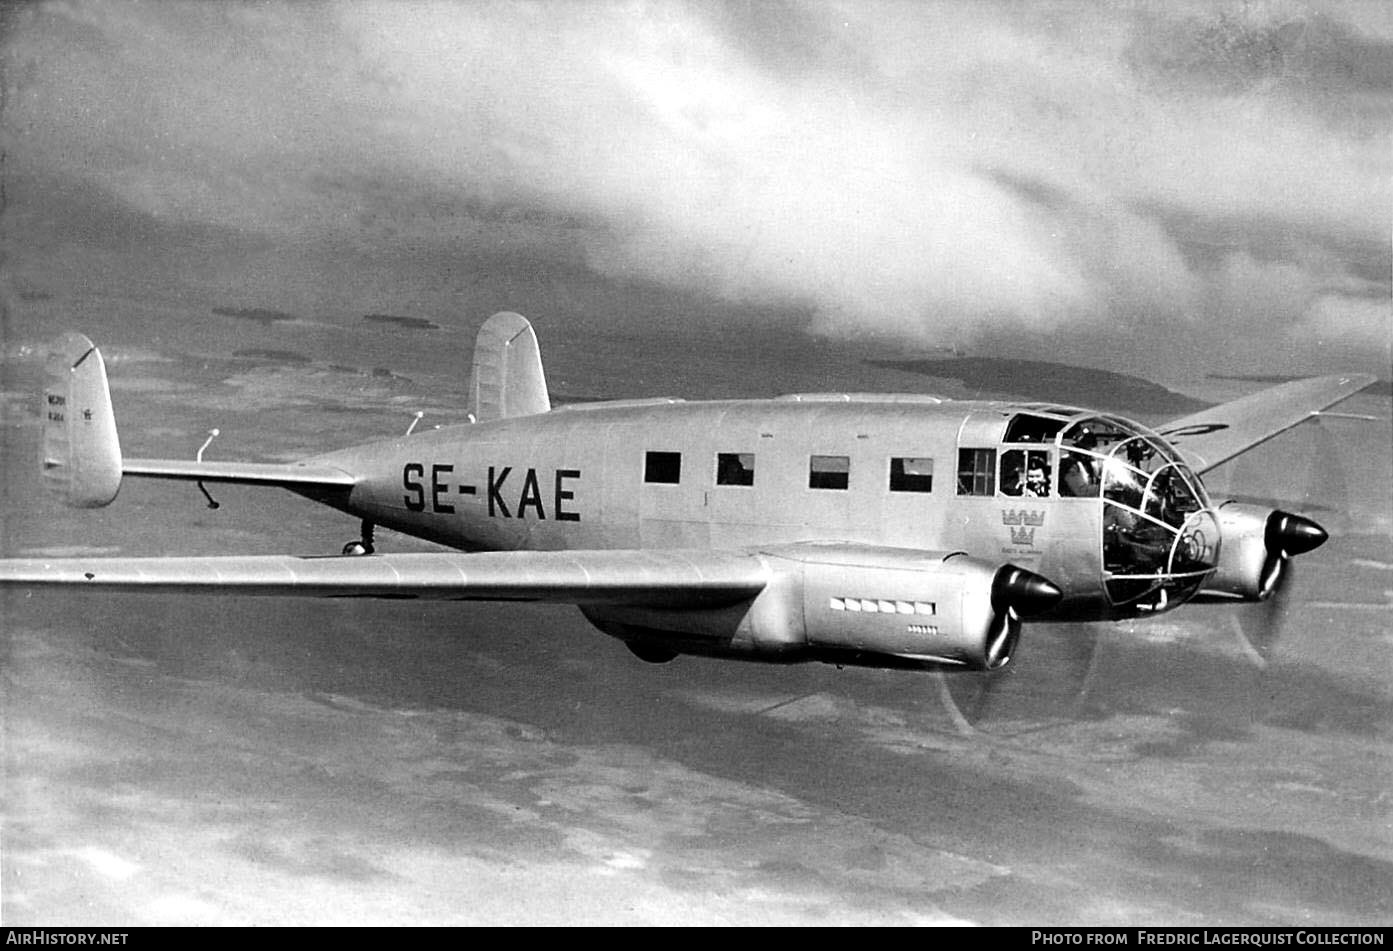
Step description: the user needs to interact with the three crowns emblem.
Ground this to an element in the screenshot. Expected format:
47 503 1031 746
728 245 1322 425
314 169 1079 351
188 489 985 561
1001 509 1045 527
1003 509 1043 547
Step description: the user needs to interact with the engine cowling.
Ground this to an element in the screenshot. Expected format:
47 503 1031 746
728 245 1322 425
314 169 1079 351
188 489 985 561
1207 502 1328 600
582 544 1061 672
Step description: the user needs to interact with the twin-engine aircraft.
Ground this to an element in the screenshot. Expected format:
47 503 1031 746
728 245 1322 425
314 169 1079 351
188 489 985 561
0 312 1373 675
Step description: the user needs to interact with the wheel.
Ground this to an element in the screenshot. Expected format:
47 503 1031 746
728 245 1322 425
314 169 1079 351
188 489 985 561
626 641 678 664
341 541 373 556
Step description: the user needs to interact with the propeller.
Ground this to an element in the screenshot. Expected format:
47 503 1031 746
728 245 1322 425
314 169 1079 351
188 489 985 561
936 564 1061 733
936 621 1107 734
1220 510 1325 668
1229 567 1293 669
984 564 1063 670
1209 415 1350 667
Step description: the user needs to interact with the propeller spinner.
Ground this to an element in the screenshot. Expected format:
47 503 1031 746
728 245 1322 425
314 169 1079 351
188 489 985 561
983 564 1063 671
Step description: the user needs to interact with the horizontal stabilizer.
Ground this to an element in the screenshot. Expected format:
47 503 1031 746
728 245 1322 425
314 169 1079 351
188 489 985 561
42 333 122 508
0 549 768 607
123 459 356 489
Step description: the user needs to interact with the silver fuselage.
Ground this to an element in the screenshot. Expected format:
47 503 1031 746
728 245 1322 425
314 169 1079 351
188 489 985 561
310 396 1219 621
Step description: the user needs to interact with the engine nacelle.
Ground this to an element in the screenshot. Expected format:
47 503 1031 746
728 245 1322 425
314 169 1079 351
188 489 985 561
795 547 1018 669
1208 502 1271 600
1208 502 1328 601
582 544 1060 672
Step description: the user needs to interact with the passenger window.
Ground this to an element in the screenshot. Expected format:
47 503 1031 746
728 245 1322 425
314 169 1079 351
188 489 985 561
716 452 755 486
1001 448 1052 497
889 457 933 493
644 451 682 484
956 448 996 496
809 454 850 490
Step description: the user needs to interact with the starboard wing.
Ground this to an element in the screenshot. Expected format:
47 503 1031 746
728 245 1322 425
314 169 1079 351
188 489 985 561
0 549 768 608
1156 374 1376 473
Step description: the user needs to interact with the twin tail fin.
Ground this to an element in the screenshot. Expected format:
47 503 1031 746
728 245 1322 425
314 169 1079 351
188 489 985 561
465 311 550 422
42 333 122 508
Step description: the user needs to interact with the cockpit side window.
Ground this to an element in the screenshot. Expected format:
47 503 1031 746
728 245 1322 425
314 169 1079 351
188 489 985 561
1000 448 1052 497
1059 450 1098 497
1003 414 1066 444
1059 419 1123 498
1062 418 1127 455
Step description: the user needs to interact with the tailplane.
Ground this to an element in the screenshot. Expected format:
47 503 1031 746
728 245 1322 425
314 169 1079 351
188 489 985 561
42 333 122 508
465 311 550 422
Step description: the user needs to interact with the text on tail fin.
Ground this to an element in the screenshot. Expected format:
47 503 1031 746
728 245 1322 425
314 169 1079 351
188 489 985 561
42 333 122 508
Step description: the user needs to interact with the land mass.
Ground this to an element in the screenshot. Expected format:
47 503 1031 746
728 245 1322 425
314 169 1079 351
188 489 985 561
364 314 440 331
213 306 297 325
232 348 312 365
870 357 1210 416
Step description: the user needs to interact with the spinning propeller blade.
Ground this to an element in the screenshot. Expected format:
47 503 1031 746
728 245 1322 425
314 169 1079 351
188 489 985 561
935 565 1061 733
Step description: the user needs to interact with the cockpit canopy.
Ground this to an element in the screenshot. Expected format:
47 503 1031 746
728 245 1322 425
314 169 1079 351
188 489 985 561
982 409 1220 611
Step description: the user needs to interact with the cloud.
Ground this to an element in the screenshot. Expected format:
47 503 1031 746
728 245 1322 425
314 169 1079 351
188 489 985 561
1290 292 1392 351
1207 246 1389 349
3 0 1389 366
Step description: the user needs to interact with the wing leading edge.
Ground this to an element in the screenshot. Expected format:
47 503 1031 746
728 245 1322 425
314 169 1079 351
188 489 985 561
1158 374 1376 473
0 549 769 608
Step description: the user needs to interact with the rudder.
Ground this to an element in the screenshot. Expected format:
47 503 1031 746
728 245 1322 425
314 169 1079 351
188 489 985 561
42 333 122 508
465 312 551 422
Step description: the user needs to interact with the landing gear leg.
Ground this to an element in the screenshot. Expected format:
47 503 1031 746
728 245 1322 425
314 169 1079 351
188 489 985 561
342 520 375 556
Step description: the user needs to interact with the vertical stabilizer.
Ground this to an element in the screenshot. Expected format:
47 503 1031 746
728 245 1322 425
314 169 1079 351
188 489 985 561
465 311 551 422
42 333 122 508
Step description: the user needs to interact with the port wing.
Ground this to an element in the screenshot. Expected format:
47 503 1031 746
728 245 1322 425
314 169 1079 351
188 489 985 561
0 548 768 608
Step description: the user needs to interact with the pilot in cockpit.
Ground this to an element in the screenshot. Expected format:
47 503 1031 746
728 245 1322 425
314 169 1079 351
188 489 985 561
1061 455 1095 496
1023 464 1050 497
1060 427 1099 497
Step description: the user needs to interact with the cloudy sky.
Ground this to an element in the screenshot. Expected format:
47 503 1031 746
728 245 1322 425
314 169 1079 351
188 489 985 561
2 0 1389 377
